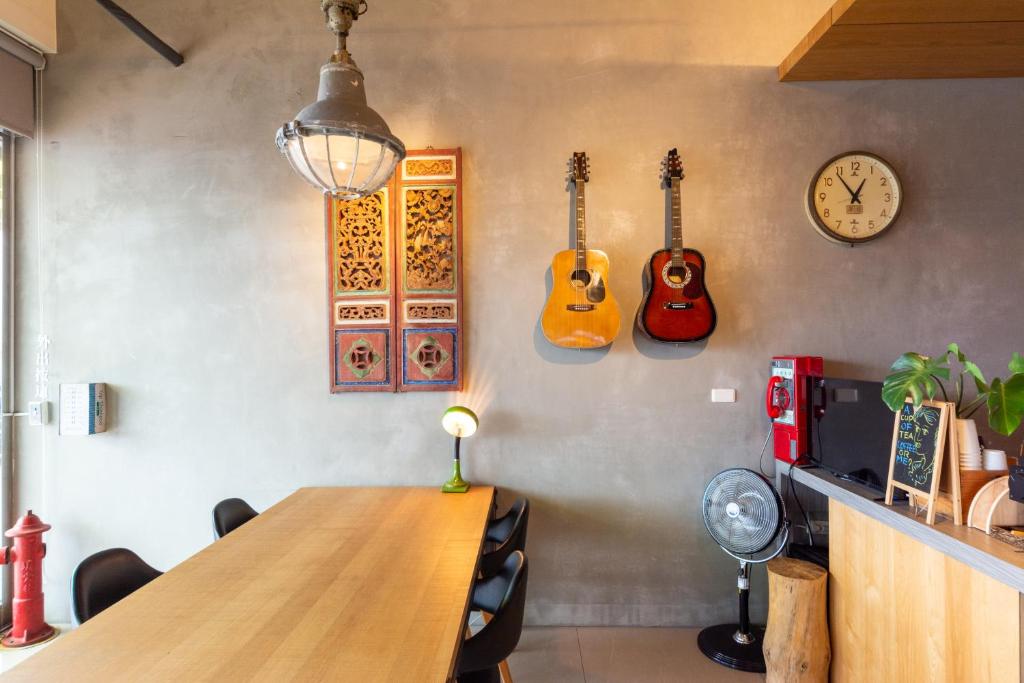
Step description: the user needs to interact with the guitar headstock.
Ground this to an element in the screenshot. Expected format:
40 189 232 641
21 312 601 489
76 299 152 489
567 152 590 186
660 148 684 187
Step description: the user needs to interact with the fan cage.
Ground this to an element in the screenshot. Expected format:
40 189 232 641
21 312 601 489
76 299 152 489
702 468 783 556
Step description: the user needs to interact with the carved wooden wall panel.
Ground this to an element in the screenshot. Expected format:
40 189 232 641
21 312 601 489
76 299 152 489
327 148 463 393
327 187 395 392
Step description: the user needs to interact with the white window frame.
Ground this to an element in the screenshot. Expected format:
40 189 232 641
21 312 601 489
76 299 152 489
0 130 13 626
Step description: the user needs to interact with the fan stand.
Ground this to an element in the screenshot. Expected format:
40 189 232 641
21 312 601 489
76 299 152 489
697 560 766 673
699 520 789 674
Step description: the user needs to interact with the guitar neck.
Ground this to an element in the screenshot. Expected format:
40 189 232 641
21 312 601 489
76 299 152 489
575 180 587 270
670 178 683 265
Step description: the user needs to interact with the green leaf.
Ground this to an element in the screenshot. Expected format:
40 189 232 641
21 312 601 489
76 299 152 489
881 353 950 412
963 360 988 393
947 342 964 362
1010 352 1024 374
987 375 1024 437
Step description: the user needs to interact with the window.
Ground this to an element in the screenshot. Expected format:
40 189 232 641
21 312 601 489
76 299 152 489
0 130 11 626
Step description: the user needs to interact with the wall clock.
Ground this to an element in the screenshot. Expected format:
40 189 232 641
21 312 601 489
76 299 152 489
806 151 902 245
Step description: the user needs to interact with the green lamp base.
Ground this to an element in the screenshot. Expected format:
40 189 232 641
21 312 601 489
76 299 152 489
441 458 470 493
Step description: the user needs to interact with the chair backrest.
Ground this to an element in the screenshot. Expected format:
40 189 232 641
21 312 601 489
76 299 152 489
479 498 529 578
71 548 163 624
213 497 258 539
485 498 529 545
457 551 529 678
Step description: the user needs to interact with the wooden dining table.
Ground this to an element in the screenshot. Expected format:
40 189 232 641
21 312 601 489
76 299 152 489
5 486 495 682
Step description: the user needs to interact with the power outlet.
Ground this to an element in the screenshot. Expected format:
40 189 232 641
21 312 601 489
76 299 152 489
711 388 737 403
28 401 48 426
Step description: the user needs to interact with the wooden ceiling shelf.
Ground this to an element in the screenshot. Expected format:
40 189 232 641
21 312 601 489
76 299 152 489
779 0 1024 81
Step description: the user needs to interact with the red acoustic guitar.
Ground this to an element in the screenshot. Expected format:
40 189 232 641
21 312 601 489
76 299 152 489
636 149 717 343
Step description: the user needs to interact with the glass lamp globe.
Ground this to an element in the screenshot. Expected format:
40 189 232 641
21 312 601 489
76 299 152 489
276 48 405 199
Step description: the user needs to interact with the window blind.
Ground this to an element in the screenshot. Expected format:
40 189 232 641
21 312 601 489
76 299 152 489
0 31 38 138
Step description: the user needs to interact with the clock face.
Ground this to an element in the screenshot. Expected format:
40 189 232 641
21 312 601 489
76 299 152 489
807 152 902 245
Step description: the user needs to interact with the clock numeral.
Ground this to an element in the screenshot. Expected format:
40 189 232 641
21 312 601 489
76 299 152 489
880 177 888 186
869 220 876 229
850 161 861 177
884 192 891 202
880 209 889 218
823 208 830 218
824 177 833 187
835 166 844 177
870 165 874 174
818 192 827 203
834 220 842 229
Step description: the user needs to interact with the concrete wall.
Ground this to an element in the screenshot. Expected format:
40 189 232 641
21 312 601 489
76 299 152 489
14 0 1024 625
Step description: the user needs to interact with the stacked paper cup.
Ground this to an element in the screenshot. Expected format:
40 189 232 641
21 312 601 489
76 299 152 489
957 419 982 470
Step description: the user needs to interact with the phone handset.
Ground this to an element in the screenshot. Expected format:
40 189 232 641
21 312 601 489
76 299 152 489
765 376 785 419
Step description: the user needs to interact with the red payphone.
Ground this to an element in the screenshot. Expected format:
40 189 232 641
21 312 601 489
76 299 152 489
766 356 824 465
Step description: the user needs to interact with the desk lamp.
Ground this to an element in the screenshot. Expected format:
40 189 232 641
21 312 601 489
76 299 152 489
441 406 478 493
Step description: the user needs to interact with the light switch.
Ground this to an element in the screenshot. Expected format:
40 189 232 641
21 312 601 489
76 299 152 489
711 388 736 403
28 401 48 426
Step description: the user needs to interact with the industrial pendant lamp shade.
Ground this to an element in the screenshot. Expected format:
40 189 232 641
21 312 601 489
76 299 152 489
276 0 405 200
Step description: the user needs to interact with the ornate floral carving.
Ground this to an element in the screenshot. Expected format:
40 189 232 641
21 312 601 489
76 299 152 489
405 158 454 178
334 191 387 293
336 303 387 322
406 303 455 321
404 188 455 292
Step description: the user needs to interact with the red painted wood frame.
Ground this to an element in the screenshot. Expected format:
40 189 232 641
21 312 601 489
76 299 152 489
326 148 464 393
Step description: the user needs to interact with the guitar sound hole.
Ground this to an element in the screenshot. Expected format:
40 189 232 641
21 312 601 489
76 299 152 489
666 266 687 284
570 269 592 288
660 262 692 289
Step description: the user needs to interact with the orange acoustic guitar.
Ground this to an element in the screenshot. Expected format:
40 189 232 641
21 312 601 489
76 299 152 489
636 149 717 343
541 152 621 349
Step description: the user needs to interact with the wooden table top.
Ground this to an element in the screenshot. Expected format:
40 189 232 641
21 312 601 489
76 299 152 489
6 486 494 682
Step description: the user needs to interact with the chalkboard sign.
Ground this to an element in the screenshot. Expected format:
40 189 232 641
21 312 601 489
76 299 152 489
885 399 952 525
892 402 943 491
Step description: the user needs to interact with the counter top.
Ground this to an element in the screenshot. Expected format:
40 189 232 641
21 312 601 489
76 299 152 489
788 464 1024 593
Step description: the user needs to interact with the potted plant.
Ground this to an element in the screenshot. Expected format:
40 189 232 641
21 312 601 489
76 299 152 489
882 344 1024 455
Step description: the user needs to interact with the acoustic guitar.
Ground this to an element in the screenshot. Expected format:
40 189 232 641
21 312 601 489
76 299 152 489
636 149 716 343
541 152 621 349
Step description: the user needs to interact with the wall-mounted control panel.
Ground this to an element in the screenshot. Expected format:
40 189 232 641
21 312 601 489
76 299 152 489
59 383 107 435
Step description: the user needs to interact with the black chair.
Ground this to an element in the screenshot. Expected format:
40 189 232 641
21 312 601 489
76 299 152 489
478 498 529 580
212 497 258 538
71 548 163 624
457 551 529 683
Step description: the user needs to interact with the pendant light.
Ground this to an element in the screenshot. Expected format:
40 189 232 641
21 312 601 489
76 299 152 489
276 0 405 200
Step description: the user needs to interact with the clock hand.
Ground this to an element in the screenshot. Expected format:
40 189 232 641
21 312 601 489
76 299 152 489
836 174 857 201
851 178 867 204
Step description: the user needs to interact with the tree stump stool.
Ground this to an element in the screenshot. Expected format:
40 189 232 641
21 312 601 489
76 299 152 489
763 557 829 683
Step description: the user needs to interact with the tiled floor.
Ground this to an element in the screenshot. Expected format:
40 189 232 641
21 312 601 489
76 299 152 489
508 627 765 683
0 625 69 674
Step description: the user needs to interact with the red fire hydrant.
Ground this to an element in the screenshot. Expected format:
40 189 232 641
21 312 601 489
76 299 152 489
0 510 55 647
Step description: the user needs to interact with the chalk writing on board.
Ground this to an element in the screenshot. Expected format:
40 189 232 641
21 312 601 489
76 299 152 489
893 402 940 490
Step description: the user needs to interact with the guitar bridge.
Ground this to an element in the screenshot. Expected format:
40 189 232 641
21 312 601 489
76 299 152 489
566 304 595 312
663 302 694 310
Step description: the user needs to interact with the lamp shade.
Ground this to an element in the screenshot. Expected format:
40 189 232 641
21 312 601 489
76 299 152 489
442 406 478 438
277 58 405 199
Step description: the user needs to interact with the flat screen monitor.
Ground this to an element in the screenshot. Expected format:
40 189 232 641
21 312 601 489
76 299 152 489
811 377 895 493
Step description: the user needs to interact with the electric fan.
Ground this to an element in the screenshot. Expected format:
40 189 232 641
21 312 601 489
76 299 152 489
698 468 789 673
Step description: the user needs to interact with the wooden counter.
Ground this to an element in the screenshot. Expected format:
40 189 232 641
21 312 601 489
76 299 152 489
791 466 1024 592
4 486 495 682
830 499 1019 682
790 467 1022 682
